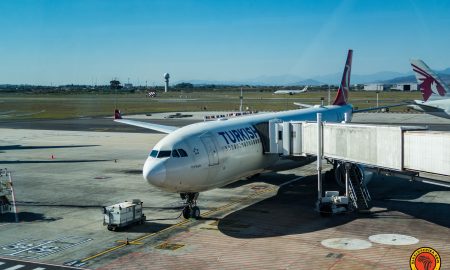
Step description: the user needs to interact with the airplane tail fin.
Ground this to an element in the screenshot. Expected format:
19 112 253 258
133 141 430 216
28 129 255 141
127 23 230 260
332 49 353 105
114 109 122 119
410 59 449 102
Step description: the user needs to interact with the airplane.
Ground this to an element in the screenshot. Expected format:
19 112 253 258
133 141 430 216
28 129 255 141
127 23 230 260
274 86 308 95
115 49 385 219
409 59 450 118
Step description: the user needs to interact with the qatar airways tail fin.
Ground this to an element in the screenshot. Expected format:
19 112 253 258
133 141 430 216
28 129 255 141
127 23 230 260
410 59 450 102
332 49 353 105
114 109 122 119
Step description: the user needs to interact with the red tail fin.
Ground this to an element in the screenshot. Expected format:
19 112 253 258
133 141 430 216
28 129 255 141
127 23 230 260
114 109 122 119
332 49 353 105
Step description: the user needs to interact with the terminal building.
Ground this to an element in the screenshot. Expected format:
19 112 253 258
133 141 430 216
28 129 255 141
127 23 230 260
363 83 419 91
363 84 385 91
391 83 418 91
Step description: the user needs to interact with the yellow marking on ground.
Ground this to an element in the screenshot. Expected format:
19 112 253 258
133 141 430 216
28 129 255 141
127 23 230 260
115 240 144 245
80 176 304 263
81 243 128 262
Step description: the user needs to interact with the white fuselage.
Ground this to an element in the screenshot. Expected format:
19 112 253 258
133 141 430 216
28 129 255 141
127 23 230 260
273 90 306 95
143 105 353 193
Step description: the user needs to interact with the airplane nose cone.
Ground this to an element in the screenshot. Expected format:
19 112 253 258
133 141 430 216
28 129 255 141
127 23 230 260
143 158 166 187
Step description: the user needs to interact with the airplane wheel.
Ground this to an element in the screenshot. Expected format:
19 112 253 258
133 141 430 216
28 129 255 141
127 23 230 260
191 206 201 219
182 206 191 219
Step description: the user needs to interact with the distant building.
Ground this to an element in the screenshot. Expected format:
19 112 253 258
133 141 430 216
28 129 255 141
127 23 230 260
391 83 418 91
363 84 385 91
124 83 133 89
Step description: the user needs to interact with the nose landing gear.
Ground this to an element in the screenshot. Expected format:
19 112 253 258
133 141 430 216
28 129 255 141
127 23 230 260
180 192 200 219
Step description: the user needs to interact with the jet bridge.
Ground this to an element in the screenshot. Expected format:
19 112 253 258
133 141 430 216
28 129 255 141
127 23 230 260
267 116 450 214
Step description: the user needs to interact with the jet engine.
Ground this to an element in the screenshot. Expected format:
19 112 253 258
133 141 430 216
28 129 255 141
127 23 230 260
333 162 374 188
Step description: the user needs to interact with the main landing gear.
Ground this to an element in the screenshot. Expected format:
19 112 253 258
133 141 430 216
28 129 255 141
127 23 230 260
180 192 200 219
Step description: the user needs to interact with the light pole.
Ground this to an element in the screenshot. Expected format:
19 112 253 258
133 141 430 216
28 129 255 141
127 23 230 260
376 90 380 109
328 85 331 105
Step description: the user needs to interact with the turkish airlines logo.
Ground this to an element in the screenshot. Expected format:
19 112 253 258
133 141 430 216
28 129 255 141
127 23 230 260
411 63 446 101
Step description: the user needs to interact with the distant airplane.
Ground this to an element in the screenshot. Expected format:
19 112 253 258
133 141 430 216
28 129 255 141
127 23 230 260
409 59 450 119
274 86 308 95
115 50 389 219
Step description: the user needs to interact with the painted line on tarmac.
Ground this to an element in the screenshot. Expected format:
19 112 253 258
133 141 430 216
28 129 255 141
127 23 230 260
0 256 87 270
80 176 305 263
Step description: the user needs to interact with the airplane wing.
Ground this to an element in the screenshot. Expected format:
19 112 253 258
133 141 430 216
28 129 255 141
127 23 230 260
353 103 408 113
114 119 178 133
113 109 178 134
293 102 313 108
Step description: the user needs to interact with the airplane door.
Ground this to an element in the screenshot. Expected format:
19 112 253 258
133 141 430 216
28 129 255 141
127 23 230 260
200 136 219 166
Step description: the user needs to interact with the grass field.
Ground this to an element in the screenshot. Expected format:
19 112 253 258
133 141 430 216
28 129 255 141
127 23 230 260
0 90 422 120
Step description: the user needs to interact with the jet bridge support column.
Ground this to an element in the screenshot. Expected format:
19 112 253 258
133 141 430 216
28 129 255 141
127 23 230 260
8 171 18 223
317 113 323 201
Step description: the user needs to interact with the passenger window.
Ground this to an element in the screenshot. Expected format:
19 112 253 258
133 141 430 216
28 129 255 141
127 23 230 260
150 150 158 158
172 150 180 158
178 149 188 157
157 151 171 158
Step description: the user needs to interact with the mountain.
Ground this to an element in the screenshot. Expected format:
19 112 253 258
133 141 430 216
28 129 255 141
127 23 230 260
290 79 323 86
174 67 450 86
245 74 304 85
379 75 415 84
381 74 450 84
440 67 450 75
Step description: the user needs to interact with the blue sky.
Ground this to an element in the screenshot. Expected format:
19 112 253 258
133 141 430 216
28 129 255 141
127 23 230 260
1 0 449 85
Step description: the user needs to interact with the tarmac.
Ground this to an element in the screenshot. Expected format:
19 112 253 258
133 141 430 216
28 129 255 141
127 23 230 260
1 111 450 133
0 112 449 269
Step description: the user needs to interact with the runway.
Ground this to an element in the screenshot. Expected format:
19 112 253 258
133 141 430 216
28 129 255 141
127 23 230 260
0 118 198 134
1 111 450 133
0 112 449 269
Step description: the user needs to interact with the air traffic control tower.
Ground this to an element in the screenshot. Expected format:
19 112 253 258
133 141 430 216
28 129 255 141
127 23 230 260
164 73 170 92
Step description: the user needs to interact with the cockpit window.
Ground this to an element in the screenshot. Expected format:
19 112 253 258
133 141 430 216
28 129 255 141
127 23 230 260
178 149 188 157
149 150 158 158
172 150 180 158
157 151 171 158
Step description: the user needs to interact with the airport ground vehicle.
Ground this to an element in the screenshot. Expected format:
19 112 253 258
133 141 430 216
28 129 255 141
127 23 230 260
103 199 146 231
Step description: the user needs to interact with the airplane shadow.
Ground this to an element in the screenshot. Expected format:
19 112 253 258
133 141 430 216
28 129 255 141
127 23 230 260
222 158 317 189
363 175 450 226
217 174 450 239
113 222 173 234
0 144 99 151
15 201 184 212
0 159 112 164
0 212 62 223
222 173 286 189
